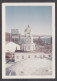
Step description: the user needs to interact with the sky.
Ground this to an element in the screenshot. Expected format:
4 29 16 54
5 6 52 35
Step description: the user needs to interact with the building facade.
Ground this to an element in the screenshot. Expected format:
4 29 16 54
11 29 21 44
14 51 51 62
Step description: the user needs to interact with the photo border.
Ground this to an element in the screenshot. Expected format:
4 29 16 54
0 0 56 80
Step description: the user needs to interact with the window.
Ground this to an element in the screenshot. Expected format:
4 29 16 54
17 56 19 59
22 56 24 59
25 46 26 51
28 46 30 50
28 55 30 58
23 46 24 51
35 55 37 58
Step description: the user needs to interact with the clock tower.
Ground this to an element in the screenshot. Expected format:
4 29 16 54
22 25 35 51
25 25 33 44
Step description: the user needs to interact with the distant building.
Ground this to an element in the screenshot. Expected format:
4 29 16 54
36 36 45 46
11 29 21 44
5 32 10 43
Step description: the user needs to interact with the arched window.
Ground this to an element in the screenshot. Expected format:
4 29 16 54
28 55 30 58
22 56 24 59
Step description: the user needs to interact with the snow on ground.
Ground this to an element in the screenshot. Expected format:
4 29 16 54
6 57 52 76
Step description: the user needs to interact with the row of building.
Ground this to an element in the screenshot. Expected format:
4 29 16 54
5 25 52 62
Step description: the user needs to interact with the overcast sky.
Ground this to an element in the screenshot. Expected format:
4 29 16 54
5 6 52 35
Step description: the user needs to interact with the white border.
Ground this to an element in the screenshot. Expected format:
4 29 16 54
2 3 55 79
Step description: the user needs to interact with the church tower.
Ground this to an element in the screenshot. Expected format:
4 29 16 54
22 25 35 51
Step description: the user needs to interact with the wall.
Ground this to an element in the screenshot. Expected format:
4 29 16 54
14 52 52 62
